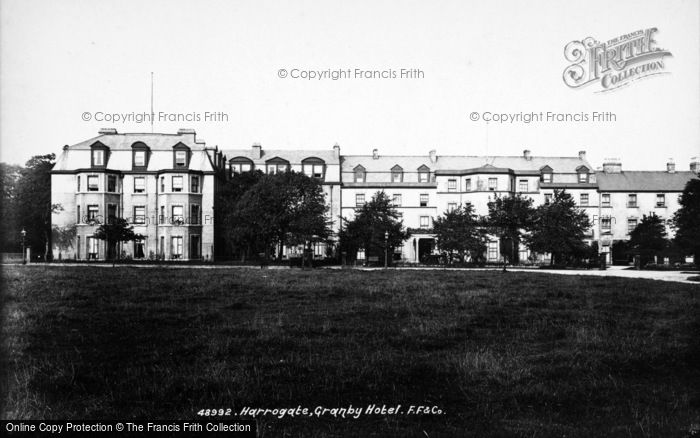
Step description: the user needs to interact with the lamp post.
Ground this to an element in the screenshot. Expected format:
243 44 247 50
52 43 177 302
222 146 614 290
384 231 389 269
20 228 26 264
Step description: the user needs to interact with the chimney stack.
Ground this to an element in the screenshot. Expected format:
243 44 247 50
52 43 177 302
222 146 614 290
372 148 379 159
98 128 118 135
691 157 700 174
602 158 622 173
523 149 531 160
252 143 262 159
666 158 676 173
578 150 586 160
429 149 437 163
333 143 340 159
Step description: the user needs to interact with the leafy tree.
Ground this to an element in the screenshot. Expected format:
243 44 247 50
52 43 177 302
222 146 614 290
51 224 77 260
217 170 265 260
93 217 142 262
486 193 535 264
0 163 22 251
629 213 668 266
15 154 56 260
223 171 331 263
527 190 592 266
673 178 700 264
433 203 487 264
339 191 407 265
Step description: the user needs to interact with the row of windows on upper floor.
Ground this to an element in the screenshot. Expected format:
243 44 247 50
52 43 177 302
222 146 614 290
353 167 590 184
229 158 325 178
77 174 201 194
77 203 202 226
89 142 193 170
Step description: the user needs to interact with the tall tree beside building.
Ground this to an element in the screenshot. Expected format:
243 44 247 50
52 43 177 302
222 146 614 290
433 203 487 264
673 178 700 264
628 213 668 266
0 163 22 252
527 190 592 265
339 191 407 265
93 217 142 262
486 193 535 264
14 154 56 260
217 170 265 260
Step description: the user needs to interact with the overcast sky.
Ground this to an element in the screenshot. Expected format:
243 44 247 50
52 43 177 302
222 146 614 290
1 0 698 170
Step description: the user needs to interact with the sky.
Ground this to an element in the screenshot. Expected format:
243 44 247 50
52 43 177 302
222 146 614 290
1 0 698 170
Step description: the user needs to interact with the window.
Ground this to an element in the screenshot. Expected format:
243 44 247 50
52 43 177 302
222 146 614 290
171 236 183 259
465 178 472 191
107 204 117 223
420 216 430 229
354 166 366 183
190 235 201 259
303 163 324 179
580 193 589 206
488 178 497 190
172 176 183 192
87 205 99 222
77 205 81 223
420 194 429 207
392 194 402 206
107 175 117 192
160 206 165 224
602 193 611 206
232 162 252 174
77 175 81 191
487 241 498 261
627 194 637 207
355 194 365 207
601 217 611 232
447 202 457 212
191 204 200 225
578 172 589 183
267 163 288 174
92 149 104 166
627 218 638 234
544 193 553 204
541 172 552 183
656 194 666 207
134 177 145 193
175 150 187 168
519 180 528 192
191 175 200 193
391 166 403 183
133 150 146 167
448 179 457 192
418 170 429 183
87 175 98 191
172 206 184 224
133 206 146 224
87 237 99 259
134 238 145 259
160 177 165 192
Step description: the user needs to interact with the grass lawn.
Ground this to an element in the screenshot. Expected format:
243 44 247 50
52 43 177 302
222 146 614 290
2 266 699 437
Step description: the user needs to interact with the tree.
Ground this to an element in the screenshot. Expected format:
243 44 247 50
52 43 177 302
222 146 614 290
93 218 142 263
673 178 700 264
222 171 331 263
527 190 592 266
51 224 77 260
217 170 265 261
0 163 22 252
486 193 535 264
629 212 668 266
15 154 56 260
339 191 407 266
433 203 487 264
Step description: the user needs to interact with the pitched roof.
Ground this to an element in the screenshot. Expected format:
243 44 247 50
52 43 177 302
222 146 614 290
64 132 206 150
222 149 339 164
341 154 592 173
596 171 697 191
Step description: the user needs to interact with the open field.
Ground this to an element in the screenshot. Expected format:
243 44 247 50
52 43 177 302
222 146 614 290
2 266 699 437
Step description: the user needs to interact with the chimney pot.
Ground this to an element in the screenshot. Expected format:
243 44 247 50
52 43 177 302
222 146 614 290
602 158 622 173
523 149 531 160
429 149 437 163
666 159 676 173
578 150 586 160
690 157 700 174
333 143 340 159
372 148 379 159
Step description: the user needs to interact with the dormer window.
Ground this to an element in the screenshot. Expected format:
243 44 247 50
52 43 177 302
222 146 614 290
230 157 254 176
391 165 404 183
90 142 109 168
132 142 150 169
354 165 366 183
576 165 590 183
302 157 325 179
540 165 553 183
417 165 430 183
266 157 290 174
172 143 190 168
